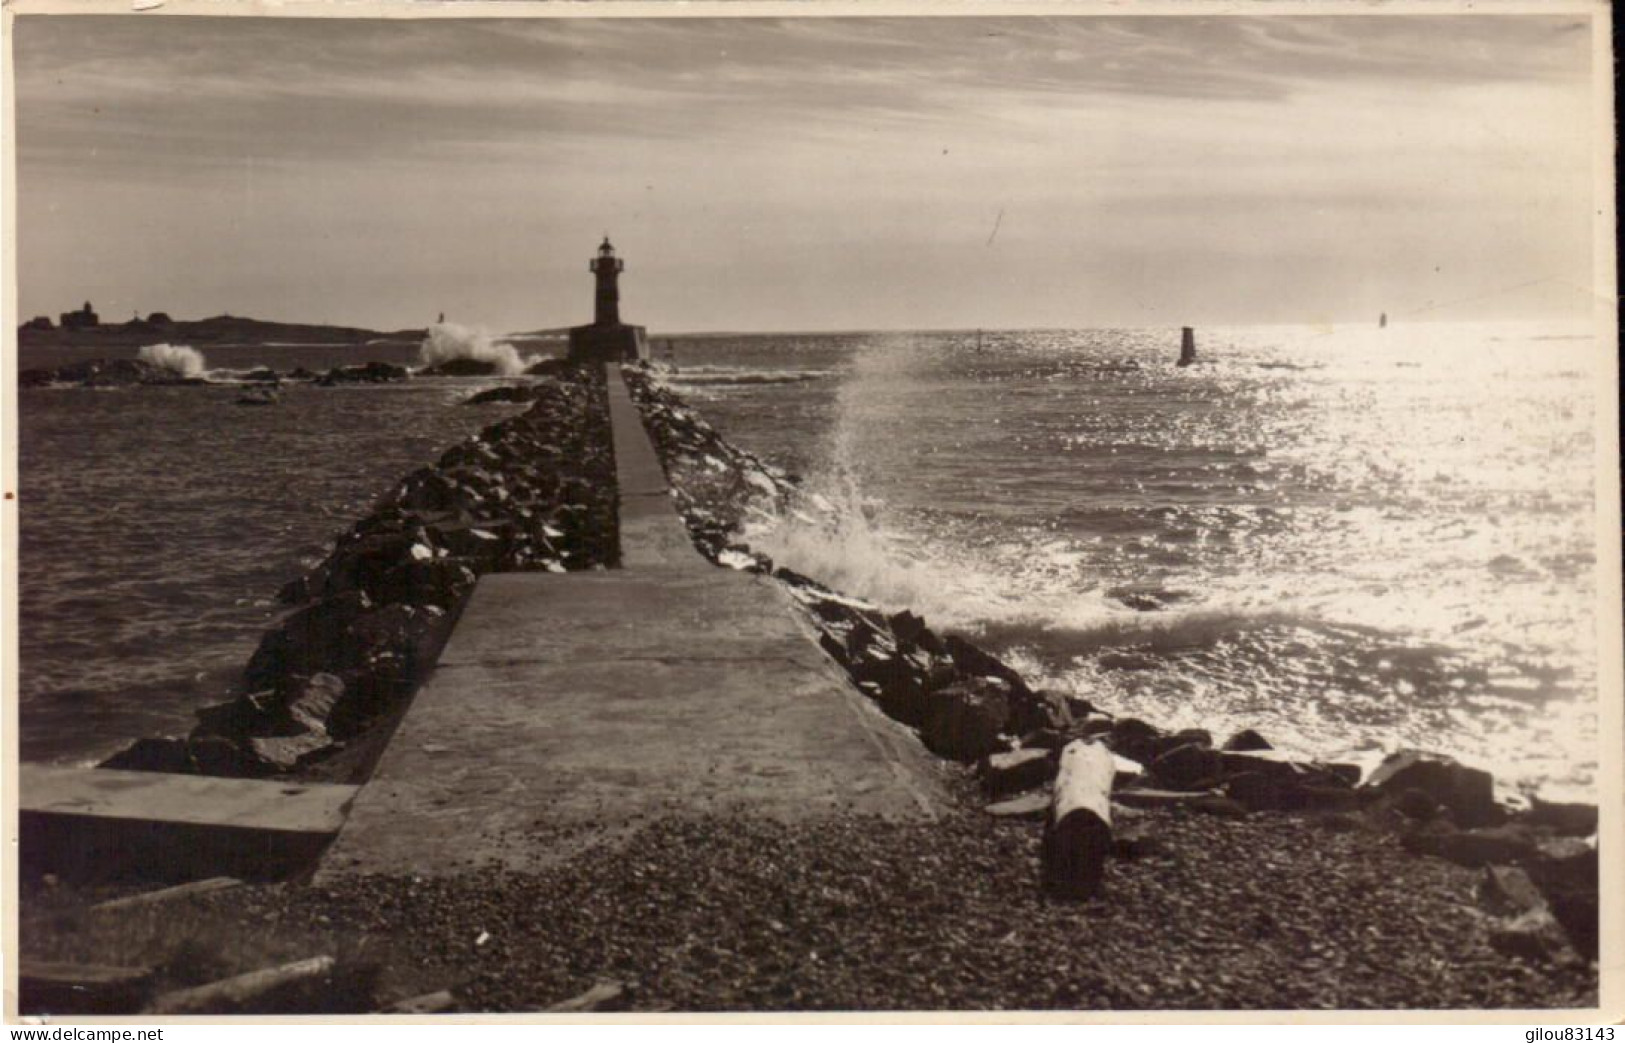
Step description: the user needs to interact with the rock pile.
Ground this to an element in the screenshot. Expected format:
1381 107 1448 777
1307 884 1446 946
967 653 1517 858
621 367 801 562
19 358 206 388
101 367 616 779
315 361 410 386
419 358 499 377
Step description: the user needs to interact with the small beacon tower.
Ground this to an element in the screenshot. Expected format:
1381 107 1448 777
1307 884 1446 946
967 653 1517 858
568 236 650 363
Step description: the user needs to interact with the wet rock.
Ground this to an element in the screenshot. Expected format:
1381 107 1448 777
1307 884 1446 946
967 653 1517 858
316 361 409 386
1401 822 1538 867
1222 728 1272 752
188 735 273 778
1526 797 1598 836
921 678 1010 762
249 731 336 773
1523 841 1598 961
1488 908 1572 963
1390 787 1440 821
979 748 1056 798
524 357 573 377
421 357 499 377
464 385 539 405
99 737 195 774
1009 688 1075 736
1149 742 1222 790
943 635 1032 699
1104 717 1163 765
245 591 372 689
1477 865 1546 918
1365 749 1498 827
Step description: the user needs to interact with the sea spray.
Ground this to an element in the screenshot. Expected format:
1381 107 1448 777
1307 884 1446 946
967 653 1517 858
137 343 207 379
419 322 536 376
747 333 1076 629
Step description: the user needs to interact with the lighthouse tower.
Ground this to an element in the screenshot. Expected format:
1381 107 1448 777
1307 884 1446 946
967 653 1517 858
568 235 650 363
591 237 623 326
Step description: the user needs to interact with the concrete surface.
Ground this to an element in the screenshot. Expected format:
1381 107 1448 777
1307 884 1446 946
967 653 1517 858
19 765 357 882
604 364 709 571
319 368 945 878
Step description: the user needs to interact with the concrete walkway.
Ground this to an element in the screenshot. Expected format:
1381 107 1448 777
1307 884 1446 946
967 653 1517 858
319 367 944 878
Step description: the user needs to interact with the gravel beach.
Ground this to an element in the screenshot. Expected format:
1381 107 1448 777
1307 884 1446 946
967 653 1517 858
19 802 1597 1012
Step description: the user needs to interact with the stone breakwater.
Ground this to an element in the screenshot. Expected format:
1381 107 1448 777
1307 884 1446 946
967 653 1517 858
101 365 616 782
621 364 1599 966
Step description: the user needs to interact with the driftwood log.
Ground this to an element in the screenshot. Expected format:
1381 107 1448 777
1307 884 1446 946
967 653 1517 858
1042 740 1115 899
146 956 336 1015
91 877 243 914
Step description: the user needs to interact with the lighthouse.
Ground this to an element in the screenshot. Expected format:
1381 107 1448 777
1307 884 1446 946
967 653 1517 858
591 236 623 326
567 236 649 363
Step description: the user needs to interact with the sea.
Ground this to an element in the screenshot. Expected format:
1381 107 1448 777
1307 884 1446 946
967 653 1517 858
15 322 1608 801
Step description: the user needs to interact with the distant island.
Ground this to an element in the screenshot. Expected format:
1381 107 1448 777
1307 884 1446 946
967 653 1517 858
17 305 429 349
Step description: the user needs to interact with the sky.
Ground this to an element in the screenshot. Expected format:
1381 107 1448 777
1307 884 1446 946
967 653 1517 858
9 13 1601 334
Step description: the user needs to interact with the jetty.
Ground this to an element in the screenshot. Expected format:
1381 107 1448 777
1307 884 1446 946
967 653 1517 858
319 365 943 877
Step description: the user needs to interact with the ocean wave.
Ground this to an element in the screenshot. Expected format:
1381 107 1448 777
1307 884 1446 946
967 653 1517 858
667 365 833 386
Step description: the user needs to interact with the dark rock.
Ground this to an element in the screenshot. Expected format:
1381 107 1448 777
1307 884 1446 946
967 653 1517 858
1526 797 1598 836
243 367 280 383
979 748 1056 798
187 735 272 778
1477 865 1547 917
244 590 371 688
921 678 1010 762
1487 908 1572 963
373 559 476 610
1401 822 1538 867
1222 728 1272 752
1391 787 1440 821
886 610 929 650
285 672 345 734
1523 841 1598 961
1365 749 1498 827
1008 688 1075 736
288 367 317 381
1170 727 1212 748
1315 761 1363 787
1149 742 1222 790
1076 717 1114 739
524 357 573 377
464 385 539 405
426 522 512 569
316 361 409 386
1104 717 1164 765
943 635 1032 698
1063 694 1106 720
1016 728 1069 753
421 357 499 377
98 737 195 774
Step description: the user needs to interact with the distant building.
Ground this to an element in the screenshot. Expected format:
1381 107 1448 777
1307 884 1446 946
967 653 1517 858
59 301 99 329
19 315 53 332
147 312 173 326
